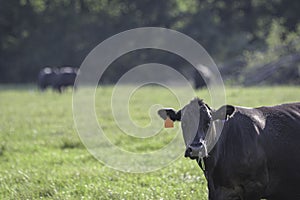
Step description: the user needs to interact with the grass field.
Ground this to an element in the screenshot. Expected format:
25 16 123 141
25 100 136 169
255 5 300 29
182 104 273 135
1 85 300 199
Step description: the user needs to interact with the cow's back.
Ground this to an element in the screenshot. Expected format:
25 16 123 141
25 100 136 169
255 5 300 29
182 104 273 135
257 103 300 199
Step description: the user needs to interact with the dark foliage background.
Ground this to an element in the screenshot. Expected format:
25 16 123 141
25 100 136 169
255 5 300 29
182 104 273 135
1 0 300 85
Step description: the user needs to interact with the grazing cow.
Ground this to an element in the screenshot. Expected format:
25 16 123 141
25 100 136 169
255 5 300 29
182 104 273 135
52 67 78 93
158 98 300 200
38 67 78 93
37 67 59 91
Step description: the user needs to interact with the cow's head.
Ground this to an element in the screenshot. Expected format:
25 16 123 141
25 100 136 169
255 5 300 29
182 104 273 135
158 98 235 160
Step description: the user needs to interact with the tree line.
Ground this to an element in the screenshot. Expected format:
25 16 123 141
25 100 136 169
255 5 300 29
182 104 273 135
0 0 300 85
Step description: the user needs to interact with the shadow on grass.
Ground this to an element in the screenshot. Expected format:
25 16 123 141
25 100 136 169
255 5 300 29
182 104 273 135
60 137 85 149
0 142 6 156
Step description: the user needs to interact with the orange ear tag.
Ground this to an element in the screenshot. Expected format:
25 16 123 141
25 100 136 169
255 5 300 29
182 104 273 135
164 117 174 128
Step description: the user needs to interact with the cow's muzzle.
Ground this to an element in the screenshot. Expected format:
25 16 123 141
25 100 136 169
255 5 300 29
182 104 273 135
185 143 202 159
185 140 208 159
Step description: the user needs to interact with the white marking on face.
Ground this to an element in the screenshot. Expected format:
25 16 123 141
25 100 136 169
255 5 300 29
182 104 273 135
181 99 201 146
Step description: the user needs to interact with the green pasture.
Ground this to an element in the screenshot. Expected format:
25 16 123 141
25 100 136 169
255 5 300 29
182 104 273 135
1 85 300 199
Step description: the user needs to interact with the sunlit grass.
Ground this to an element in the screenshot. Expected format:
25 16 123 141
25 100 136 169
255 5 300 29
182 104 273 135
0 85 299 199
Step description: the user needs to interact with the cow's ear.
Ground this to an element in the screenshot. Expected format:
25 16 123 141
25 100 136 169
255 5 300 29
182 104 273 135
158 109 181 121
212 105 235 120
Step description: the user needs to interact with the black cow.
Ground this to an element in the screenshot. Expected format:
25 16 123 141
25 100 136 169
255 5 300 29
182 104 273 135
37 67 59 91
52 67 78 93
38 67 78 93
158 98 300 200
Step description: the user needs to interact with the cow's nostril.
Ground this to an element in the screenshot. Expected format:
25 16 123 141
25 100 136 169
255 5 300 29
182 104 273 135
184 147 192 157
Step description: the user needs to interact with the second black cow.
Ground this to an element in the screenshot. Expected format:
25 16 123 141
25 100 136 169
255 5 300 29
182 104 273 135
158 98 300 200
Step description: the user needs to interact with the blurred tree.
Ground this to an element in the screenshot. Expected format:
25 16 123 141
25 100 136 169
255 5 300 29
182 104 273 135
0 0 299 84
242 20 300 85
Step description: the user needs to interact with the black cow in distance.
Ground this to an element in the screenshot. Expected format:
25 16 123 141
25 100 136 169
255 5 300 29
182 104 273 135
38 67 78 93
37 67 59 91
158 98 300 200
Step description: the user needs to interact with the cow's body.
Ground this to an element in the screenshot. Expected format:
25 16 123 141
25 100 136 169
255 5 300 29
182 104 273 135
52 67 78 93
206 103 300 199
37 67 58 91
159 100 300 200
